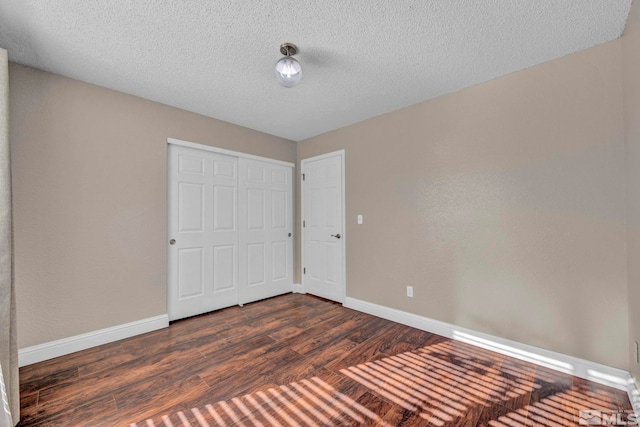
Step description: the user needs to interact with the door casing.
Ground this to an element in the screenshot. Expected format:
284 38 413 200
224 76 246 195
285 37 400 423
300 150 346 303
167 138 294 320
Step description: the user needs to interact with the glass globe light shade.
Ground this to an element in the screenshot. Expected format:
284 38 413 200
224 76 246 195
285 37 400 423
275 56 302 88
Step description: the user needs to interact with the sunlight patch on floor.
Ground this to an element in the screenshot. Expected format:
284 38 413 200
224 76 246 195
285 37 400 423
130 340 632 426
129 376 387 427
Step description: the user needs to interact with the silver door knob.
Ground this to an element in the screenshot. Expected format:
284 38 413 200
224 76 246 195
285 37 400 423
169 239 176 245
331 233 341 239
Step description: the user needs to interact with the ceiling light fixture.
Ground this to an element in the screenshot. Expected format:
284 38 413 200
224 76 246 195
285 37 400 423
275 43 302 88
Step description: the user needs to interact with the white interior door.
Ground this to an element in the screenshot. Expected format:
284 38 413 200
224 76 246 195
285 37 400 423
168 144 238 320
302 151 345 303
239 158 293 304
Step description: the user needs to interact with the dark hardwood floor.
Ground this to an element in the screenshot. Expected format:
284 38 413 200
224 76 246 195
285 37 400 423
18 293 633 426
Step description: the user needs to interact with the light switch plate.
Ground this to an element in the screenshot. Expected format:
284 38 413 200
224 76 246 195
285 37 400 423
357 214 363 224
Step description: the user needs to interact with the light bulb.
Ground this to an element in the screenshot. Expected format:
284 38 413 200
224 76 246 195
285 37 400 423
275 56 302 88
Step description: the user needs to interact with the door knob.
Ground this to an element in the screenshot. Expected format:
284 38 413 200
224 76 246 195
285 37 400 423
331 233 341 239
169 239 176 245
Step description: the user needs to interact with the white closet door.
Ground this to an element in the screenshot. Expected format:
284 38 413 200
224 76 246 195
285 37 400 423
239 158 293 305
168 145 238 320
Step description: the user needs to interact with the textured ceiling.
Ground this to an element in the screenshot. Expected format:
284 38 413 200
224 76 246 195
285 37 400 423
0 1 632 141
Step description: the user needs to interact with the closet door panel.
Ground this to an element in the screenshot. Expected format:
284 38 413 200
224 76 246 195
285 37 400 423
168 145 238 320
239 158 292 304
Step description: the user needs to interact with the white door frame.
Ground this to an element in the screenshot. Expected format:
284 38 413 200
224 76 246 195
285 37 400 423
167 138 294 168
167 137 294 317
300 149 346 303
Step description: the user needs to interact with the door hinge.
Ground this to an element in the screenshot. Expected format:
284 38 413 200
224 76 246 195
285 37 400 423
303 220 306 228
302 173 305 181
304 267 306 274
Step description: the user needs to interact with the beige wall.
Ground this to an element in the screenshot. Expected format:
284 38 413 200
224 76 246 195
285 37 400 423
625 0 640 380
298 40 628 368
9 63 296 348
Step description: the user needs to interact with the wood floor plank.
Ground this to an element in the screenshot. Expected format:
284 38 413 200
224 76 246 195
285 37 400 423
200 347 302 402
291 317 362 355
346 391 397 426
108 375 211 426
18 341 126 383
475 403 531 427
36 349 181 403
19 366 78 395
17 293 634 427
299 337 360 371
19 392 118 427
485 356 537 410
314 367 373 405
344 313 398 344
325 321 410 371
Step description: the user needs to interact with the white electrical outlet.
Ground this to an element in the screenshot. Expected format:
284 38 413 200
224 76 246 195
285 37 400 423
406 286 413 298
357 214 363 224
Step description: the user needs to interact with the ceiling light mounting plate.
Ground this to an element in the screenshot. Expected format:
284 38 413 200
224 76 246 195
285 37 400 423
280 43 297 57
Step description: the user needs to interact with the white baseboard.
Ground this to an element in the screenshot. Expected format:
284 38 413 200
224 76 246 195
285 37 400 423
292 283 305 294
344 297 640 413
18 314 169 367
627 376 640 417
